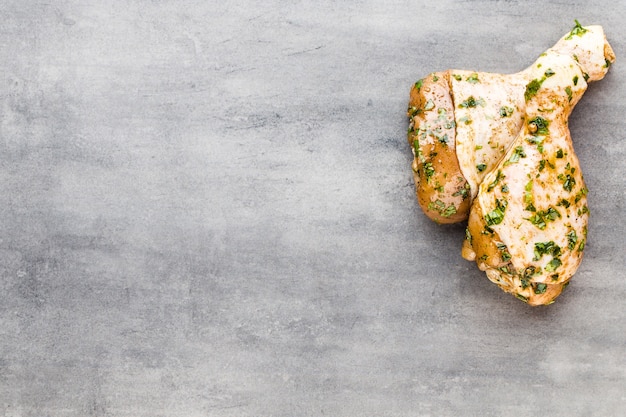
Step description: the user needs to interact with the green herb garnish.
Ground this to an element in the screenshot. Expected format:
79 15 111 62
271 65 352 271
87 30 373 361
466 73 480 84
557 173 576 192
528 116 550 135
505 146 527 165
533 241 561 261
499 106 514 117
460 96 485 108
487 170 505 192
545 258 562 272
534 283 548 294
567 230 578 250
565 20 588 40
525 78 544 101
428 199 457 218
527 207 561 230
453 183 470 200
423 162 435 181
485 199 507 226
565 86 573 102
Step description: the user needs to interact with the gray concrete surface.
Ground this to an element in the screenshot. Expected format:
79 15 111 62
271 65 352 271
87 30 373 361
1 1 625 416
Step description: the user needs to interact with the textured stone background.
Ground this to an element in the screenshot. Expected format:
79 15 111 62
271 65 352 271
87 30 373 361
1 1 625 416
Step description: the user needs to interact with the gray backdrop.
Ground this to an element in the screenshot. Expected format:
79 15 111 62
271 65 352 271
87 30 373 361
1 1 625 416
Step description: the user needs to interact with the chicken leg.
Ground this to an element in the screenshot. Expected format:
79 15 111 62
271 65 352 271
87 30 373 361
461 25 615 305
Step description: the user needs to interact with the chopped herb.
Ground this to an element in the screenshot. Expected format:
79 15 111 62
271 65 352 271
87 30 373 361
428 199 457 218
534 283 548 294
567 230 578 250
459 116 472 125
480 254 488 261
428 199 445 211
574 187 588 203
524 180 534 204
485 198 507 226
453 183 470 200
545 258 562 272
523 266 540 280
533 241 561 261
415 79 423 90
528 116 550 135
525 203 536 212
459 96 485 108
453 74 462 81
476 163 487 172
557 198 571 208
505 146 527 165
573 75 579 85
499 266 511 274
544 207 561 221
466 73 480 83
527 207 561 230
557 173 576 192
499 106 514 117
538 160 546 171
501 184 509 193
438 134 449 145
484 211 504 227
565 86 573 102
465 227 472 243
408 106 421 117
475 145 483 150
525 78 544 101
432 74 439 81
442 205 457 217
565 19 588 40
424 99 435 111
515 294 529 302
496 243 512 262
423 162 435 181
544 69 555 77
520 276 530 289
487 170 505 192
578 239 586 252
556 149 564 158
583 72 590 82
604 58 612 68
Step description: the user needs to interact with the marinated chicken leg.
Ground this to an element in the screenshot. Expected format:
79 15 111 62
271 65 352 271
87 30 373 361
461 25 615 305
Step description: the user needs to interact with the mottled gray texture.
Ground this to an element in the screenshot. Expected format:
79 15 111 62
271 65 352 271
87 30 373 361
1 1 625 416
